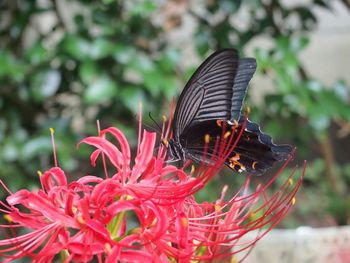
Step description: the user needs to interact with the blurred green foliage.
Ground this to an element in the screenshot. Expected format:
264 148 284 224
1 0 349 226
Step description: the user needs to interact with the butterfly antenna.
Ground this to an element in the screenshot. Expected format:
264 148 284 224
131 113 158 133
149 112 162 133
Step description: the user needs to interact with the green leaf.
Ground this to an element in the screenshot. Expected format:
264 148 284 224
158 48 180 72
0 51 27 81
195 30 211 56
129 0 157 16
102 0 114 4
84 75 118 104
120 86 145 113
25 42 49 65
61 35 90 60
129 53 155 72
22 137 52 160
276 36 290 52
221 0 241 13
291 36 309 51
333 81 349 102
162 76 179 99
308 105 330 131
30 70 61 102
79 60 99 84
143 70 163 96
113 45 135 64
90 38 114 59
2 141 19 162
313 0 330 8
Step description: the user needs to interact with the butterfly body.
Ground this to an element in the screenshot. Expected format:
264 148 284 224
168 49 292 175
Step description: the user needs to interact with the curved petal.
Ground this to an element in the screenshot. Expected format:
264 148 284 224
40 167 67 192
130 131 156 183
100 127 131 167
79 136 123 171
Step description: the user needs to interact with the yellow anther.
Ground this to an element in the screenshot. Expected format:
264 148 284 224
49 127 55 134
131 227 142 234
249 212 255 221
292 197 296 205
214 204 221 212
191 164 195 174
181 217 188 227
204 134 210 144
231 256 237 263
3 214 13 223
77 216 85 224
245 106 251 115
223 131 231 139
162 115 167 122
37 170 43 177
288 178 294 186
125 195 133 201
162 139 169 147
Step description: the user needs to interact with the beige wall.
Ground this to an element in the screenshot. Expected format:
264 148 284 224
300 0 350 86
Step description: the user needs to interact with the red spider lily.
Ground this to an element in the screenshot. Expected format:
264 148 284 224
0 115 304 262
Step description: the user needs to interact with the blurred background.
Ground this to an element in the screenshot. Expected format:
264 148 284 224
0 0 350 261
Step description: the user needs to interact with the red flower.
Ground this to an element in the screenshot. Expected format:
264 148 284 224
0 118 304 262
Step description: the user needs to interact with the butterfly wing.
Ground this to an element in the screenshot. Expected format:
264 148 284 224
173 49 239 140
172 48 291 174
230 58 256 121
182 119 292 174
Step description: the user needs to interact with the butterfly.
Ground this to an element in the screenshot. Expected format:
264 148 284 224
166 49 292 175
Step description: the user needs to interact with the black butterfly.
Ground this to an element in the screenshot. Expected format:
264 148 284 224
166 49 292 175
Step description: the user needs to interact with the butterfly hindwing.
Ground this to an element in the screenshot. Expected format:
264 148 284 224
182 119 292 175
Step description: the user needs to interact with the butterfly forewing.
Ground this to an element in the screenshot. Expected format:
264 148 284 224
173 49 239 140
230 58 257 121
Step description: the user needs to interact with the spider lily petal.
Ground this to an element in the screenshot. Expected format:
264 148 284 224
0 118 304 262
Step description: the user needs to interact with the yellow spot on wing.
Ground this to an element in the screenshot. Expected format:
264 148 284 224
216 119 223 127
229 154 240 162
204 134 210 143
252 161 257 170
228 154 246 172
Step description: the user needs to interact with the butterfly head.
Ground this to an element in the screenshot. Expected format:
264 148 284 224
163 138 186 162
